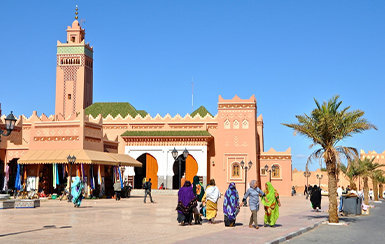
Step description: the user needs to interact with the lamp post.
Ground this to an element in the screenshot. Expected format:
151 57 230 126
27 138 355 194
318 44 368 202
67 155 76 202
0 111 17 142
316 174 323 187
264 164 276 182
303 169 311 199
303 169 311 188
240 160 252 206
172 148 189 189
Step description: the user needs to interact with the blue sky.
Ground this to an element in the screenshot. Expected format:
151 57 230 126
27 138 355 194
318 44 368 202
1 1 384 171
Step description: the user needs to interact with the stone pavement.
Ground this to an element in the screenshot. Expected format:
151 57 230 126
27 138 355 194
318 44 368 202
287 200 385 244
0 194 328 244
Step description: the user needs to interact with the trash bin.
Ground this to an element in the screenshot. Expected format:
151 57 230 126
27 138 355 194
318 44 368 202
342 196 362 215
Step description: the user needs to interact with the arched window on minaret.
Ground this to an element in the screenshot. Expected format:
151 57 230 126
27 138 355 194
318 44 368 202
242 119 249 129
233 120 240 129
224 119 230 129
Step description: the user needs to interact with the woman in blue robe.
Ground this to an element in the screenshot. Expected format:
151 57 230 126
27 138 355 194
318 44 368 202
71 176 84 207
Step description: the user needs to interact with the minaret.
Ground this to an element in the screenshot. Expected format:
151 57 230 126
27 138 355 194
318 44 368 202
55 5 93 118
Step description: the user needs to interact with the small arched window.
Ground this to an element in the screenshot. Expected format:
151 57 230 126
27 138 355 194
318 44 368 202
232 163 240 177
233 120 239 129
242 120 249 129
224 119 230 129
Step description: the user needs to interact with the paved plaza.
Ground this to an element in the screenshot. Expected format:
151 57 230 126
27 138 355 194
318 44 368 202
0 194 328 243
289 200 385 244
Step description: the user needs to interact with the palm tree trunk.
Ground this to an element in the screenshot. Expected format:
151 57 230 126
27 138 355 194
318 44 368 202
373 179 379 201
363 176 369 205
327 160 338 223
379 184 383 199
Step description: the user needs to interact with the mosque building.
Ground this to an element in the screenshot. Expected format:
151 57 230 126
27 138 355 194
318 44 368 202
0 9 292 196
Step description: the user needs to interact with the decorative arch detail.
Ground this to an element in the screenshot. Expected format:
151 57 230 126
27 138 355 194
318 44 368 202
233 120 239 129
224 119 230 129
242 119 249 129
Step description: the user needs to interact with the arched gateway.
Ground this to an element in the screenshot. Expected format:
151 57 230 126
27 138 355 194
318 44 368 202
134 153 158 189
172 154 198 189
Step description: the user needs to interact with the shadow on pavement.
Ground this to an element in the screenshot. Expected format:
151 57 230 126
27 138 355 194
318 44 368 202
0 225 72 238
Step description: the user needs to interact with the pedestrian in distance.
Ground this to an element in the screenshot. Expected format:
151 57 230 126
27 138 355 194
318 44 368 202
202 179 221 224
159 183 165 190
113 179 122 201
337 185 343 197
240 180 265 229
304 185 309 199
223 182 240 227
262 182 281 227
291 186 296 196
144 178 154 203
308 185 313 197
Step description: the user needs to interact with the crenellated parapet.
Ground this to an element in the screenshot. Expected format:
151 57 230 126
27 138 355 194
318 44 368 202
87 112 217 123
259 147 292 160
360 149 385 161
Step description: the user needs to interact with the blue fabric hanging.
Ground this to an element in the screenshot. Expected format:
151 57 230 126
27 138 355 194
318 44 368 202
15 164 21 191
118 167 123 189
56 164 60 185
90 165 95 190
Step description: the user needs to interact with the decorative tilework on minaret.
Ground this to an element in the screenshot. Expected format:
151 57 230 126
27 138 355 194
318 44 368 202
55 5 93 118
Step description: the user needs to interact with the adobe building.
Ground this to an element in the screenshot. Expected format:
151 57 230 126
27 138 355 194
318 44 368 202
0 9 292 196
291 150 385 194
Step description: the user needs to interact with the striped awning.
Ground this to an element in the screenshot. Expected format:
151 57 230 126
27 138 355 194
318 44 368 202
18 149 142 167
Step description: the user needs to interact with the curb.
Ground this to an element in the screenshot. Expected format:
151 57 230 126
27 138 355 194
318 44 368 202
266 221 324 244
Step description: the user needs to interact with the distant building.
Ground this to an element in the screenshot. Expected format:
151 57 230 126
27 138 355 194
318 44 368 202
0 10 292 196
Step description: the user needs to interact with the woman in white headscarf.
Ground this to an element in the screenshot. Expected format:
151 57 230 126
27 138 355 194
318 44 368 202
240 180 265 229
202 179 221 223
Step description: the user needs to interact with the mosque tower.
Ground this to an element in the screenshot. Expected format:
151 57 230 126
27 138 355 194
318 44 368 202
55 5 93 118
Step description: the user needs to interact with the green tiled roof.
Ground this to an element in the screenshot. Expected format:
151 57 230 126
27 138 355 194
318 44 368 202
121 130 212 137
191 106 213 118
85 102 148 118
57 46 93 58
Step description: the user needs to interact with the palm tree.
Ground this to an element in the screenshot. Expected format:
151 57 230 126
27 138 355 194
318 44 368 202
356 158 382 205
283 96 376 223
371 170 384 201
340 162 360 190
377 174 385 199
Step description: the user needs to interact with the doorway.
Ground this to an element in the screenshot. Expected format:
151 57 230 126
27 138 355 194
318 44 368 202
134 153 158 189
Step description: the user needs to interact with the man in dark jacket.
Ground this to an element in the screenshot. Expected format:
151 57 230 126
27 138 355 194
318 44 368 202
144 178 154 203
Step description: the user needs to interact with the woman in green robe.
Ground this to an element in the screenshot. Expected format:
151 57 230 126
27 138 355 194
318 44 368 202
261 182 281 227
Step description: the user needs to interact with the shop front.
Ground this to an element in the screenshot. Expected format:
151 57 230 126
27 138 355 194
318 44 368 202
18 149 141 198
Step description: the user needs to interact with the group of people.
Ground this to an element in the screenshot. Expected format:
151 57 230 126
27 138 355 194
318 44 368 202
336 185 370 213
176 176 281 228
304 184 322 212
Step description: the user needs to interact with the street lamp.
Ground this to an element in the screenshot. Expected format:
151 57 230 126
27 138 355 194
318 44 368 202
67 155 76 202
240 160 253 207
303 169 311 199
303 169 311 187
0 111 17 142
316 174 323 187
265 164 276 182
172 148 189 188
